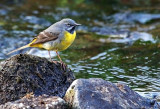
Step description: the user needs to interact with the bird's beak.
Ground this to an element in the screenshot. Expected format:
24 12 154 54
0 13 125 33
75 23 81 26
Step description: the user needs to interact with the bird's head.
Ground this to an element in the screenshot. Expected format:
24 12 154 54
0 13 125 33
60 18 81 34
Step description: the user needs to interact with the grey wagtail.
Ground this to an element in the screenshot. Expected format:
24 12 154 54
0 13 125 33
7 18 81 67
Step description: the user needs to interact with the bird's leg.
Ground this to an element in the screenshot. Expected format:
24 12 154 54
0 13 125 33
48 50 58 64
56 50 62 62
56 50 67 70
48 50 52 61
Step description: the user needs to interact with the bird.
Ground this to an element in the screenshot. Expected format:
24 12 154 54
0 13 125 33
7 18 81 68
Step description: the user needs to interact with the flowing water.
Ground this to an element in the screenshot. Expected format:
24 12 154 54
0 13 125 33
0 0 160 101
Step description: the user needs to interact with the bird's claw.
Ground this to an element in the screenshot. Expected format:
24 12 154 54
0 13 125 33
60 61 67 70
51 60 58 65
51 60 67 71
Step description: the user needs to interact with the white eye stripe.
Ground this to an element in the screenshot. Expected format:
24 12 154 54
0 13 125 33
66 23 74 27
68 26 73 30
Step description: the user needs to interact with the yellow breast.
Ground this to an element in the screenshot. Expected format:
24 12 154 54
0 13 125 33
29 31 76 51
58 31 76 51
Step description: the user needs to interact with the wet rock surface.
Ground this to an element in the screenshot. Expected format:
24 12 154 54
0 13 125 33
64 78 159 109
0 54 75 104
0 95 67 109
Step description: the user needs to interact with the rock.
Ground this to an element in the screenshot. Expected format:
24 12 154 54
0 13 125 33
0 54 75 104
0 95 68 109
64 78 159 109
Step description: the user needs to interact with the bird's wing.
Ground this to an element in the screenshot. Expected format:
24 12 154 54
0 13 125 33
30 31 59 45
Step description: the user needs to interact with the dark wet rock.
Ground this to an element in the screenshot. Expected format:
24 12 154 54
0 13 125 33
0 95 68 109
64 78 159 109
0 54 75 104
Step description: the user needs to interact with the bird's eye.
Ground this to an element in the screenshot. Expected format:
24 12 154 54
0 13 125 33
67 24 71 26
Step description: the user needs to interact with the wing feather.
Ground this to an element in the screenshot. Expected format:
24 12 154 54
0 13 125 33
30 31 59 46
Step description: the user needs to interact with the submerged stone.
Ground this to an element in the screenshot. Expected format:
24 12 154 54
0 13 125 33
0 54 75 104
64 78 159 109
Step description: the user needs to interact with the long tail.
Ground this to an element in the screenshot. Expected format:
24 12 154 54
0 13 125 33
7 38 38 55
7 44 30 55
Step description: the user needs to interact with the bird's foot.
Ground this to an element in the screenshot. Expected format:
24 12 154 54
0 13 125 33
60 61 67 70
51 60 67 70
51 60 58 65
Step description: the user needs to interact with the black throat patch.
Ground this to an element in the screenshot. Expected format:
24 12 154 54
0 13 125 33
67 26 75 34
